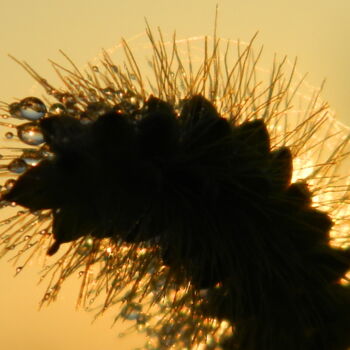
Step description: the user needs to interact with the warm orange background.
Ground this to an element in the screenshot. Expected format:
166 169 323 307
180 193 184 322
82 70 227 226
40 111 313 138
0 1 349 349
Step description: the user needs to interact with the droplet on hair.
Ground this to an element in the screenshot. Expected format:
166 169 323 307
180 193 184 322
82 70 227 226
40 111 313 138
49 103 66 116
19 97 47 120
7 158 28 174
20 149 43 167
17 122 44 145
5 131 14 139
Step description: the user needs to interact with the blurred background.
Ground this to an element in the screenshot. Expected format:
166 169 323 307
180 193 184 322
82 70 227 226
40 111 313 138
0 1 349 349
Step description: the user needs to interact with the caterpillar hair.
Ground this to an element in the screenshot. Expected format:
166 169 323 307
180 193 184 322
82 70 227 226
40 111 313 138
0 24 350 350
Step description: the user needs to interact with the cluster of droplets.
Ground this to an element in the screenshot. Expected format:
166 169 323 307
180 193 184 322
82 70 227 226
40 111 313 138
0 83 148 175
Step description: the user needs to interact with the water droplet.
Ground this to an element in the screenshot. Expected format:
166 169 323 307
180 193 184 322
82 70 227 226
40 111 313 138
49 103 66 116
136 323 147 332
8 102 21 118
111 65 118 73
77 236 94 256
16 266 23 274
48 89 59 96
78 271 84 277
39 144 54 159
102 87 116 100
20 149 43 166
120 303 142 321
116 90 124 98
17 122 44 145
7 158 28 174
5 179 16 190
24 235 31 240
5 132 14 139
58 93 76 107
129 96 138 105
136 313 148 325
92 66 99 72
19 97 47 120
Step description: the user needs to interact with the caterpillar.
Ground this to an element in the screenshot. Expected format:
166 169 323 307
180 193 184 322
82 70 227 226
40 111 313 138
1 26 350 350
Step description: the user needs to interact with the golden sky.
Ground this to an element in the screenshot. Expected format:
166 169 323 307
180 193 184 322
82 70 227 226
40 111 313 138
0 1 349 349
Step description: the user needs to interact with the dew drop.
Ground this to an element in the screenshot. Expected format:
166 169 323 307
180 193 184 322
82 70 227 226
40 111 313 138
58 93 76 107
16 266 23 274
92 66 99 72
19 97 47 120
39 144 54 159
5 179 16 190
77 237 94 256
129 96 138 105
136 313 148 325
17 122 44 145
20 149 43 166
102 87 117 100
5 132 14 139
24 235 31 240
136 323 146 332
111 65 118 73
7 158 28 174
48 89 59 96
116 90 124 98
8 102 21 119
120 303 142 321
49 103 66 116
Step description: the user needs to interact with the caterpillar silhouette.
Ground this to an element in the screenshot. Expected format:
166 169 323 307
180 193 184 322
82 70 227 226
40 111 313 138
1 31 350 350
